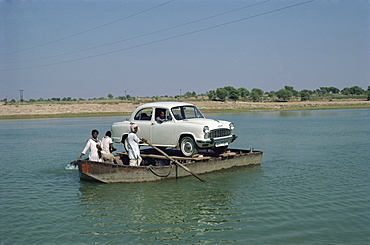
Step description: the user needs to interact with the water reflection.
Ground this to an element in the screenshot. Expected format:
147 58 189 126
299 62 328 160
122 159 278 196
77 166 263 243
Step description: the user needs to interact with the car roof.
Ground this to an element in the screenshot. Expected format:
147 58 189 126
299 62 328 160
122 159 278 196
136 101 194 110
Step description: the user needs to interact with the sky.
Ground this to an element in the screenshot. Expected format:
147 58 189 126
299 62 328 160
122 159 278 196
0 0 369 100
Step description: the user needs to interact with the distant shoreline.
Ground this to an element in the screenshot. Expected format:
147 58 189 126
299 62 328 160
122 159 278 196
0 99 369 120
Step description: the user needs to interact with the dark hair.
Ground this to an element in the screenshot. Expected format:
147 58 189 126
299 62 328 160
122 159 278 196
91 129 99 135
105 131 112 137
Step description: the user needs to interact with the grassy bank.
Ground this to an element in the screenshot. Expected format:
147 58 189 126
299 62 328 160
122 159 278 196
1 99 368 120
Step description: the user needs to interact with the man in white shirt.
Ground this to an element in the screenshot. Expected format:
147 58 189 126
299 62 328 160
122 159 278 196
101 131 117 164
127 124 147 166
78 129 102 162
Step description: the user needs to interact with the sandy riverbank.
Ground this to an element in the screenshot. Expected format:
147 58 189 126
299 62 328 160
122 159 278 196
0 99 369 119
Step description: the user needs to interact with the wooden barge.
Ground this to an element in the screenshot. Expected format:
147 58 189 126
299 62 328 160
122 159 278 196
76 148 263 183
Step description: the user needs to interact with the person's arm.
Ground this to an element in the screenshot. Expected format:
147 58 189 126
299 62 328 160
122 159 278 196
78 140 90 159
108 137 116 152
140 138 147 144
156 117 164 122
109 143 117 152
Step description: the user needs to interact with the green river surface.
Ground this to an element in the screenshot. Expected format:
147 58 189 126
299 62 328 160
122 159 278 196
0 109 369 244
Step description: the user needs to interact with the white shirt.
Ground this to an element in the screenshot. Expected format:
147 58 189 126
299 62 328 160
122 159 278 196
127 132 140 160
101 136 113 154
82 138 101 162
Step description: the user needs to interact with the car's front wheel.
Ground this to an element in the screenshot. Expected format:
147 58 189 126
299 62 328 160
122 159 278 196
180 136 198 157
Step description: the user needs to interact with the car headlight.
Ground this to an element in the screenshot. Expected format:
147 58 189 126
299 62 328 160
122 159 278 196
229 123 235 133
203 126 210 139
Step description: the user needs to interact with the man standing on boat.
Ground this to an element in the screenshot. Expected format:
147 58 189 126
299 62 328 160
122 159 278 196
127 124 147 166
78 129 102 162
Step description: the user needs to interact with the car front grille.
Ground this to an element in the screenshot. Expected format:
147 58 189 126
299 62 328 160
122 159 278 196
209 129 231 138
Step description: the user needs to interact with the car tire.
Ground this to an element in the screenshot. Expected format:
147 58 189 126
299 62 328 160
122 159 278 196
213 146 228 154
180 136 198 157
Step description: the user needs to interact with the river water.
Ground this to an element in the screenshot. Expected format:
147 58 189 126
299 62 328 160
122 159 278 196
0 109 369 244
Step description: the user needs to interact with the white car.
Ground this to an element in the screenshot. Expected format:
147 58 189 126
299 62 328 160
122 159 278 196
111 102 237 156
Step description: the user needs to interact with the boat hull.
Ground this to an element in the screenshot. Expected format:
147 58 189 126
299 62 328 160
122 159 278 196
77 148 263 183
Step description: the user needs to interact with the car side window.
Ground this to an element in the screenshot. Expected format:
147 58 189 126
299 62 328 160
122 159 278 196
171 107 183 120
134 108 152 121
183 106 204 119
155 108 171 122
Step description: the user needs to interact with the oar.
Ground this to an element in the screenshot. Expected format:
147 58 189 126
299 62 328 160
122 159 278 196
146 141 206 182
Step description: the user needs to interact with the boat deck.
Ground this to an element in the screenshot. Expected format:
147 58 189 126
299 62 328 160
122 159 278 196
115 148 255 166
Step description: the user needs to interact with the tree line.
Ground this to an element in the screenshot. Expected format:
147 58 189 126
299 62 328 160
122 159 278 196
206 85 370 102
2 86 369 104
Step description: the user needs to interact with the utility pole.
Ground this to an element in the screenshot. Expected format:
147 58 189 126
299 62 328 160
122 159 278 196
19 90 24 102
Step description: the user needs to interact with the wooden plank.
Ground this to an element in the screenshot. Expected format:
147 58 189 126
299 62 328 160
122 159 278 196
116 152 211 161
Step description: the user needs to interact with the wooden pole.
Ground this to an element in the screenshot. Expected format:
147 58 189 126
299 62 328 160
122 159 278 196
146 141 206 182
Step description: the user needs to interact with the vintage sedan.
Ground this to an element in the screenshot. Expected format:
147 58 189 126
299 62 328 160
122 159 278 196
111 102 237 156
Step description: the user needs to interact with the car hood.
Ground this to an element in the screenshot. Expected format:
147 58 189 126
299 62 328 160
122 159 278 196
182 118 231 129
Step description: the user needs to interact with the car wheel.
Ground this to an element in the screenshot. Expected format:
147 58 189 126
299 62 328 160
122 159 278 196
213 146 228 154
180 136 198 157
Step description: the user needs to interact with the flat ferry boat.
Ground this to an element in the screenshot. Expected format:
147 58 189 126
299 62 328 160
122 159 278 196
74 148 263 183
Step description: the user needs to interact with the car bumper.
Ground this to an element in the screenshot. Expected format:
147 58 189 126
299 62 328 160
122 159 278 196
196 134 238 145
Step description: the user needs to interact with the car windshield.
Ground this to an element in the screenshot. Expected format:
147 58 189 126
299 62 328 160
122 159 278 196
171 106 204 120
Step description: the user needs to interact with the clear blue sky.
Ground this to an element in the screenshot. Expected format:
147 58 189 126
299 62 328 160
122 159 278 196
0 0 369 100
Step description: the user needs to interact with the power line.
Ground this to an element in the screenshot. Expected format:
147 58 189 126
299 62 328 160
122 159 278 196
0 0 175 56
1 0 271 65
3 2 133 50
0 0 314 71
52 2 133 33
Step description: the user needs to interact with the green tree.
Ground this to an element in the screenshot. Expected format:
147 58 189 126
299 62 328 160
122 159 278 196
328 87 340 94
223 86 236 94
108 94 114 99
341 87 351 95
229 90 239 101
284 86 299 97
251 88 264 102
184 91 197 98
223 86 239 101
319 87 329 94
206 90 216 100
62 97 72 101
301 89 314 94
266 91 276 98
300 90 311 101
215 88 228 102
349 86 364 95
238 87 249 99
276 89 292 101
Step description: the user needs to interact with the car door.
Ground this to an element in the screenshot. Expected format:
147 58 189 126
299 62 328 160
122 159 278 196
133 107 153 141
150 108 176 146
